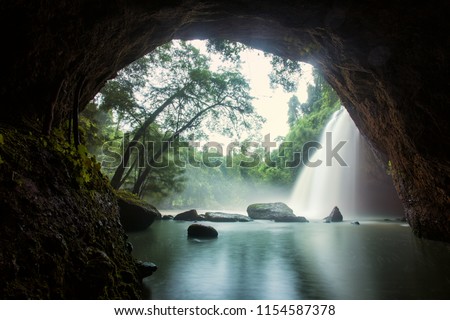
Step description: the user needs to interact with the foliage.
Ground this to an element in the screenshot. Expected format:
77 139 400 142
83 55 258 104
82 40 263 199
206 39 303 92
287 95 301 128
46 128 107 190
282 68 341 179
236 67 341 188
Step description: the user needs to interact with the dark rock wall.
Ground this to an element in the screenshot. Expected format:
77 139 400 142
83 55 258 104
0 1 448 272
0 125 141 298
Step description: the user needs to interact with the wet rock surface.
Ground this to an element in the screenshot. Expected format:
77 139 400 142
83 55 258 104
174 209 205 221
205 212 252 222
187 224 219 238
116 191 160 232
136 261 158 279
324 206 344 223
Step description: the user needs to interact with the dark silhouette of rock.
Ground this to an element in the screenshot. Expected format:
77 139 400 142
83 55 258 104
274 216 309 223
187 224 218 238
136 261 158 279
205 212 252 222
324 206 343 223
247 202 296 220
116 190 160 232
126 241 133 253
351 221 360 225
174 209 204 221
162 215 174 220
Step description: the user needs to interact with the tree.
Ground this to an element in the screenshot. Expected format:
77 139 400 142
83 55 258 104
287 95 301 127
95 40 263 195
283 68 341 178
206 39 303 92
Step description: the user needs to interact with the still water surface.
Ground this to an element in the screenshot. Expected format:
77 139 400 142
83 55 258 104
128 216 450 300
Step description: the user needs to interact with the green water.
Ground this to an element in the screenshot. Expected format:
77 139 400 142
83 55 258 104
128 218 450 300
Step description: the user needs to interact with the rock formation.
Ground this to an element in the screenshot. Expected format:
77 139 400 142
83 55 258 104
0 128 141 298
187 224 219 238
174 209 204 221
205 212 252 222
247 202 296 220
116 190 160 232
324 206 344 223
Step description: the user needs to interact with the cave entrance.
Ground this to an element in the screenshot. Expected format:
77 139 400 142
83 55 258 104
1 1 448 241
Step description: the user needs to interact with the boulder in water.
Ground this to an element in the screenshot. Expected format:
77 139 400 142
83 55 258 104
205 212 252 222
247 202 296 220
324 206 343 223
136 261 158 279
187 224 218 238
116 190 160 232
174 209 204 221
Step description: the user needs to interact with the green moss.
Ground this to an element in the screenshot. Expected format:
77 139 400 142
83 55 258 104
115 189 148 207
0 124 141 299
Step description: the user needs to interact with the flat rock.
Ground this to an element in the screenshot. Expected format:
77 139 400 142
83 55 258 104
247 202 296 220
205 212 252 222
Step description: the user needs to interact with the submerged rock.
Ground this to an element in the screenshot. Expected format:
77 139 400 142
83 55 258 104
351 221 360 225
126 241 134 253
274 216 309 223
136 261 158 279
162 215 174 220
174 209 204 221
187 224 218 238
205 212 252 222
324 206 343 223
247 202 296 220
116 190 160 232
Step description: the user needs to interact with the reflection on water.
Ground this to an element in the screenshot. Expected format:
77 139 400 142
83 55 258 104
128 218 450 300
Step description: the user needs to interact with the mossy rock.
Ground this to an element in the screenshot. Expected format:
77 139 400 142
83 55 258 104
115 190 161 232
0 125 141 299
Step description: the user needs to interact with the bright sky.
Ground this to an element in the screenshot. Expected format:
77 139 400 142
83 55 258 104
189 40 313 143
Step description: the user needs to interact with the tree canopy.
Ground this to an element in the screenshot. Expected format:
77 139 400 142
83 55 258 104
82 40 264 198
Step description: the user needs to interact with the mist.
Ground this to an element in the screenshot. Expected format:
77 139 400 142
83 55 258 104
145 163 293 213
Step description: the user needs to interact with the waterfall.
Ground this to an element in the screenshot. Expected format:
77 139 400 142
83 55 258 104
288 107 361 219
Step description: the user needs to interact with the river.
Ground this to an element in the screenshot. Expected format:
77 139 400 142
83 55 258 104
127 213 450 300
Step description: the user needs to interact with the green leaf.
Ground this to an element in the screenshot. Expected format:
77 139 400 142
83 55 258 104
0 133 4 145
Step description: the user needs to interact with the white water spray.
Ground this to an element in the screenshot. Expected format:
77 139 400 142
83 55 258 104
288 107 361 219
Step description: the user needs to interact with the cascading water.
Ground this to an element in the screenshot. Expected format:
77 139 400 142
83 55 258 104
289 107 361 219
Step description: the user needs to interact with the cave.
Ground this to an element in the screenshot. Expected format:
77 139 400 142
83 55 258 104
0 0 449 299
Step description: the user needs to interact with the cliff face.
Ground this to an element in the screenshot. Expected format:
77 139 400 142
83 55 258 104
0 126 141 298
0 0 449 298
